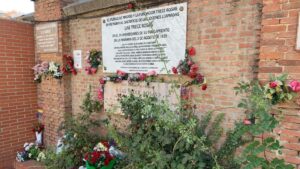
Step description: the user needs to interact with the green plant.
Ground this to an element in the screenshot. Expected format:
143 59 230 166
44 87 103 169
109 94 239 169
235 80 294 169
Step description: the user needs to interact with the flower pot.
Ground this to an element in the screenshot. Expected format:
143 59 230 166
85 162 97 169
85 159 116 169
101 159 116 169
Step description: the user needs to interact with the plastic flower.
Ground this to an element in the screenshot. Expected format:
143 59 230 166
99 78 106 85
289 80 300 92
48 62 58 73
188 47 196 56
147 70 156 76
117 70 126 76
269 81 278 88
138 73 147 81
172 67 178 74
96 142 108 151
202 84 207 91
243 119 252 125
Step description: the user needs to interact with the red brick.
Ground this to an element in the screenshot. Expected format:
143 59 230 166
262 25 286 33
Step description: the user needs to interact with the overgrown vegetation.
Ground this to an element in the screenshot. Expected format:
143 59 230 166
44 87 103 169
108 77 295 169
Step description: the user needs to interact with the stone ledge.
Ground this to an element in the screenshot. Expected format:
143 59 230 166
63 0 176 16
14 160 45 169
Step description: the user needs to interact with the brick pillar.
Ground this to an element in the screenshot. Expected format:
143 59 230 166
34 0 72 146
259 0 300 167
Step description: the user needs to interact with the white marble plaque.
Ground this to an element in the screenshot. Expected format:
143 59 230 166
73 50 82 69
35 22 58 53
104 81 180 115
102 3 187 74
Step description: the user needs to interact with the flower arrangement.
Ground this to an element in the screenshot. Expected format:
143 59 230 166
48 61 63 79
172 47 207 90
84 141 123 169
32 61 49 83
263 74 300 104
85 49 102 75
32 61 63 82
16 143 41 162
62 54 77 75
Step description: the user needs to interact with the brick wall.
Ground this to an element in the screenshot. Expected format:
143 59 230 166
34 0 73 146
0 19 36 169
259 0 300 167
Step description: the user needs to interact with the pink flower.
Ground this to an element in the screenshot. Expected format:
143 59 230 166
243 119 252 125
188 47 196 56
187 60 193 66
128 3 134 9
99 78 106 85
98 88 104 101
139 73 147 81
269 81 278 88
91 68 97 74
117 70 126 76
172 67 178 74
289 80 300 92
147 70 156 76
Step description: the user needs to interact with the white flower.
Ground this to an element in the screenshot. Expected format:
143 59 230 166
37 152 46 162
96 142 108 151
29 143 35 147
28 153 32 158
48 62 58 73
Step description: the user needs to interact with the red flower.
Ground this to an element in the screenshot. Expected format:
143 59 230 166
188 47 196 56
243 119 252 125
128 3 134 9
91 68 97 74
71 69 77 75
195 74 204 83
117 70 126 76
202 84 207 91
98 88 104 101
190 64 199 72
269 81 277 89
172 67 178 74
138 73 147 81
188 71 197 78
99 78 106 85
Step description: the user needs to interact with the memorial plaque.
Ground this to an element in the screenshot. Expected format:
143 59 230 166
104 81 180 115
73 50 82 69
102 3 187 74
36 22 58 53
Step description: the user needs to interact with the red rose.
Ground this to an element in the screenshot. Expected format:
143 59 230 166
269 81 277 88
172 67 178 74
202 84 207 90
91 68 97 74
188 71 197 78
71 69 77 75
99 78 106 85
195 74 204 83
190 64 199 72
243 119 252 125
128 3 134 9
117 70 126 76
139 73 147 81
188 47 196 56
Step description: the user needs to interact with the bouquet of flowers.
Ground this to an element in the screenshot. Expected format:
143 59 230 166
32 61 49 83
62 55 77 75
48 61 63 79
264 74 300 104
85 49 102 75
16 143 40 162
32 122 44 146
84 141 124 169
